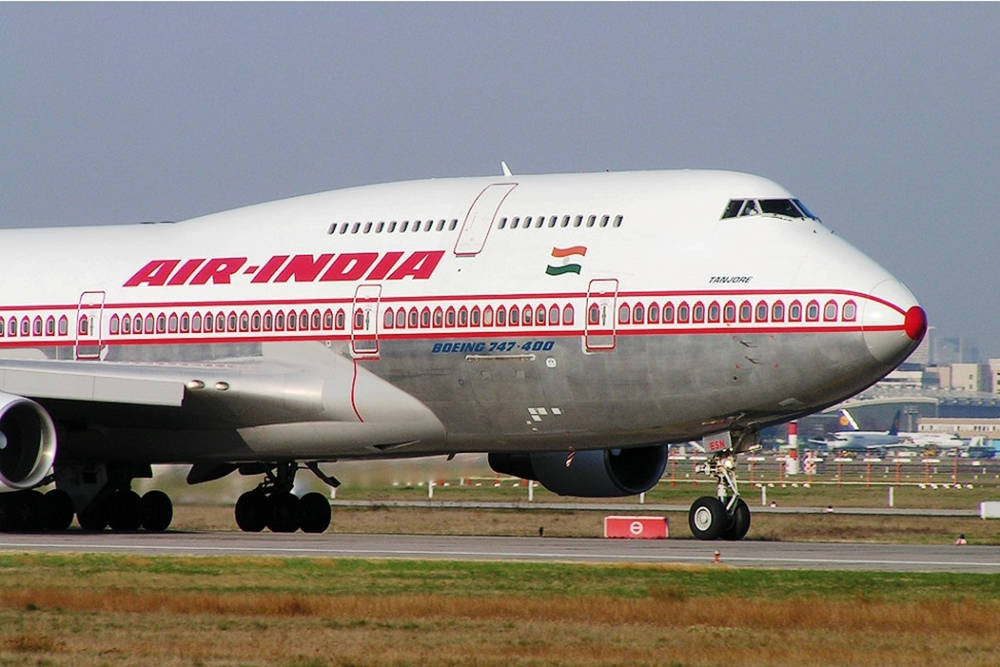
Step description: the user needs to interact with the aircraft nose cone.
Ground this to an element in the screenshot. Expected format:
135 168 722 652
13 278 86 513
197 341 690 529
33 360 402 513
862 279 927 365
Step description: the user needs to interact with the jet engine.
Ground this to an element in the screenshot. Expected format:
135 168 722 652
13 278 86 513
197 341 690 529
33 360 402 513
488 445 667 497
0 392 57 489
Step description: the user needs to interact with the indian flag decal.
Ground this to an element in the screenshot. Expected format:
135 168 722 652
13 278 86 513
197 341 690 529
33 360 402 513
546 246 587 276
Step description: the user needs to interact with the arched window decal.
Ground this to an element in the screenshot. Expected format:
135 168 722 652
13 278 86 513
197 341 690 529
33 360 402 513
648 302 660 324
356 308 366 330
216 313 226 332
274 311 284 330
7 317 16 336
806 300 820 322
144 314 155 334
299 311 310 330
286 311 297 331
677 302 689 323
823 300 838 321
588 303 600 326
157 313 167 334
535 305 545 326
32 316 42 336
842 300 857 322
132 314 142 334
458 306 468 327
618 303 631 325
738 301 752 323
181 313 190 333
471 306 481 327
446 306 456 327
58 316 68 336
509 305 520 326
788 300 803 321
482 306 493 327
523 305 533 326
562 304 574 325
692 302 705 323
21 317 31 336
323 309 333 330
395 308 406 329
109 315 120 335
496 306 506 326
0 319 4 336
724 301 736 323
408 307 419 328
756 301 769 322
335 309 346 330
708 302 720 323
384 310 394 329
771 301 785 322
420 307 431 328
169 313 179 333
662 302 675 323
121 315 131 335
633 303 645 324
192 313 203 333
311 310 321 330
229 312 239 332
239 311 250 332
548 304 559 325
251 312 261 332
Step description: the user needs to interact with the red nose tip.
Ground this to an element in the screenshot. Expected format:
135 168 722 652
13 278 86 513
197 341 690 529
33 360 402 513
904 306 927 341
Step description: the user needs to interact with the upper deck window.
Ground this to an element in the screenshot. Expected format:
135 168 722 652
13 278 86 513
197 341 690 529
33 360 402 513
721 198 820 221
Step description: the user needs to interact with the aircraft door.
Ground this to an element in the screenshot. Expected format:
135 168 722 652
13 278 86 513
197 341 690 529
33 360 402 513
584 278 618 351
75 290 106 360
453 183 518 256
351 284 382 357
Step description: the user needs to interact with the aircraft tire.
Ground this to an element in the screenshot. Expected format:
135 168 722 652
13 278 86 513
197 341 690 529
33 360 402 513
78 499 108 531
140 490 173 532
268 492 300 533
235 490 269 532
298 492 331 533
722 498 751 541
688 496 726 540
108 490 143 531
43 489 75 531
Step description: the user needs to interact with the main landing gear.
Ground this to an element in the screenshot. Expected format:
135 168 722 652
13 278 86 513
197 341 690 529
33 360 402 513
234 461 334 534
688 449 751 541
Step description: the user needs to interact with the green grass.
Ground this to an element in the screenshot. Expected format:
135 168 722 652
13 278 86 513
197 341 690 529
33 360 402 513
2 553 998 602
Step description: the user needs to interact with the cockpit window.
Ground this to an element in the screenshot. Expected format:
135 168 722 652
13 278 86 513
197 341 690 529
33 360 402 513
721 198 820 221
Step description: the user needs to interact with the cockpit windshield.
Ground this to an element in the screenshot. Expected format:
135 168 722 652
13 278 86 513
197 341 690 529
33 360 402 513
721 198 820 221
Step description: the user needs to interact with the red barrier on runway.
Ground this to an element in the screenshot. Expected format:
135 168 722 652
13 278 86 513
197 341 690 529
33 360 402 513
603 516 668 539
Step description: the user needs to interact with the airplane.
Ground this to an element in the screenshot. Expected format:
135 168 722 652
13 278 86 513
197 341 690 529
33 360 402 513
0 167 926 540
820 409 965 456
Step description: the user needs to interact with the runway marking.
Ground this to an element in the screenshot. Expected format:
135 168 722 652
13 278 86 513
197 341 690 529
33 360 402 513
3 541 999 569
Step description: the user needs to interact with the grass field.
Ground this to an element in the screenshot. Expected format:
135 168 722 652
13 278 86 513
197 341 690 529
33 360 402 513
1 554 999 666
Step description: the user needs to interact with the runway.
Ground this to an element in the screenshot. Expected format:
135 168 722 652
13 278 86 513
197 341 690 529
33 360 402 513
2 531 998 572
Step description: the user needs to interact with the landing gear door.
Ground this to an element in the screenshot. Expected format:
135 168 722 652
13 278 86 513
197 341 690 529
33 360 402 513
584 278 618 351
75 290 106 360
351 284 382 357
453 183 517 256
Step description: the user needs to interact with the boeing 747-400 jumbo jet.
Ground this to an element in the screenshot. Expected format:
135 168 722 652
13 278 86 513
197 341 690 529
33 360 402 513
0 168 926 539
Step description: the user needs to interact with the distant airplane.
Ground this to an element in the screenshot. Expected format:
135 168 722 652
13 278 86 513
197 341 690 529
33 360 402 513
0 168 925 539
820 409 965 455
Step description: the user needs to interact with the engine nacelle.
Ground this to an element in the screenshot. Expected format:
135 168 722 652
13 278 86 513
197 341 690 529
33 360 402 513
489 445 667 497
0 392 57 489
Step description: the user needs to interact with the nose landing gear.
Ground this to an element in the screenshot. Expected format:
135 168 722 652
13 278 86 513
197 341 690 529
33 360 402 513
688 448 751 541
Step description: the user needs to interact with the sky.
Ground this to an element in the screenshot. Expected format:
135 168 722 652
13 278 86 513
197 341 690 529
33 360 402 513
2 3 998 358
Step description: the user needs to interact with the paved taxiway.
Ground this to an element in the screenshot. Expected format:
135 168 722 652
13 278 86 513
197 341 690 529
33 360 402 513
1 532 997 572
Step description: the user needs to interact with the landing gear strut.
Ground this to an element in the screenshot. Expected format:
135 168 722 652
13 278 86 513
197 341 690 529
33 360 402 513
234 461 334 534
688 448 751 541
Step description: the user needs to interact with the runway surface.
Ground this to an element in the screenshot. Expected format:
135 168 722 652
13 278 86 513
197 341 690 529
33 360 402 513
2 531 998 572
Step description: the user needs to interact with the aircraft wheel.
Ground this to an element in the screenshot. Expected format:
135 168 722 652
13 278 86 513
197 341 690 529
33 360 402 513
140 490 173 532
78 499 108 531
108 490 143 531
688 496 726 540
235 490 269 532
43 489 75 531
298 492 331 533
722 498 751 541
268 493 300 533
